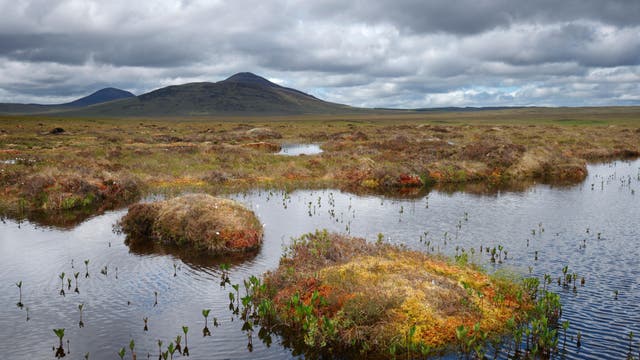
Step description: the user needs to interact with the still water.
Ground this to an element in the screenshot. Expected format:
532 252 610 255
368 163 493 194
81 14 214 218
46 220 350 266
277 143 323 156
0 159 638 359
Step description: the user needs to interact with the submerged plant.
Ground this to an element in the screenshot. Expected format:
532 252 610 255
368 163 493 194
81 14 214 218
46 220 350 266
157 340 163 360
84 259 90 278
73 272 80 293
59 272 65 296
16 280 23 308
78 303 84 328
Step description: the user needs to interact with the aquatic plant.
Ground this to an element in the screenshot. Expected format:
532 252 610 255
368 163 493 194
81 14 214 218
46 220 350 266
73 272 79 293
202 309 211 336
117 347 125 359
167 342 176 360
157 340 162 360
182 326 189 356
219 263 231 286
174 335 182 354
59 272 65 296
129 339 135 360
16 280 23 308
143 317 148 331
78 303 84 328
84 259 90 278
53 328 66 358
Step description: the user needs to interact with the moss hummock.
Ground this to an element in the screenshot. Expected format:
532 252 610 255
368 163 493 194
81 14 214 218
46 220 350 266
256 231 532 357
119 194 263 254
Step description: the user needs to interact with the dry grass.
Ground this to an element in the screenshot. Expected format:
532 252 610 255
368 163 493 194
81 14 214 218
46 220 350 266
1 108 639 222
259 231 531 356
119 194 263 254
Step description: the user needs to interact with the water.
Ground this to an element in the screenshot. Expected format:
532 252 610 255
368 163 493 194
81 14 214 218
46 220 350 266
1 159 639 359
277 143 322 156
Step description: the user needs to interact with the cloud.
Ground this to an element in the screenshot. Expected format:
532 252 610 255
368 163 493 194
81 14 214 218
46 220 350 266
0 0 638 107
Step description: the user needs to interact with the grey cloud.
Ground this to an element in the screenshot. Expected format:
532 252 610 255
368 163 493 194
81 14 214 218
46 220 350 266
0 0 639 107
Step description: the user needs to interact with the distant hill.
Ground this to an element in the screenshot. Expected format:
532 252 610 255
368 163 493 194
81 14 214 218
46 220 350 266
68 72 359 116
0 87 135 114
62 87 134 107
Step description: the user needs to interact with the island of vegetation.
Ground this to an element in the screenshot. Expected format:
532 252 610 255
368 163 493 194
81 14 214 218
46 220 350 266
248 231 561 358
119 194 263 254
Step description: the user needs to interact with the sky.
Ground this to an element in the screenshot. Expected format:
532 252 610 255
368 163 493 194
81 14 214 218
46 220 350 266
0 0 639 108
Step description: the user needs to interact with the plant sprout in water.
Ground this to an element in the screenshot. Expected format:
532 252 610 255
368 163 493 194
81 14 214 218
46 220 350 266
129 339 135 360
84 259 90 278
16 280 23 308
174 335 182 354
73 272 79 293
182 326 189 356
167 342 176 360
157 340 163 359
53 328 65 358
59 272 65 296
78 303 85 328
143 317 149 331
118 347 125 359
202 309 211 336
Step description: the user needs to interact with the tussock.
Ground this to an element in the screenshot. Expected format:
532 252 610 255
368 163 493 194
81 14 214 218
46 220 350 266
258 231 531 356
119 194 263 254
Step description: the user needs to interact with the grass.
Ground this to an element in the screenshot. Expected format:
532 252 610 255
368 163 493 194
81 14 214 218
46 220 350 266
118 194 263 254
1 108 638 223
253 230 533 357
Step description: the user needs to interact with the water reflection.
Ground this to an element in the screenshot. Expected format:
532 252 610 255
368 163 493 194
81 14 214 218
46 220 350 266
0 159 638 359
277 143 323 156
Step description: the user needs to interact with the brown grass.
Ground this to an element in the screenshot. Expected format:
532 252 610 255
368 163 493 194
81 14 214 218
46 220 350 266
1 108 639 221
119 194 263 254
258 231 531 356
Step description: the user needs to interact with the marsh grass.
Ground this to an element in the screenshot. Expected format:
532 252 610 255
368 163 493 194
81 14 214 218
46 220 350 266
254 230 533 357
1 110 638 224
119 194 263 254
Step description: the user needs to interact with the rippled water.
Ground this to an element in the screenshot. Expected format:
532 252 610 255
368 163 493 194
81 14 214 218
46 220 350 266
277 143 323 156
1 159 639 359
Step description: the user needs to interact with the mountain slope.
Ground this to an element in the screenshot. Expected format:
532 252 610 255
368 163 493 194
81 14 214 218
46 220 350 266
63 87 135 107
0 87 135 114
71 72 359 116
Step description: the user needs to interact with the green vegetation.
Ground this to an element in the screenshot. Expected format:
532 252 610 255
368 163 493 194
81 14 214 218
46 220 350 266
118 194 263 254
1 108 638 225
251 230 539 358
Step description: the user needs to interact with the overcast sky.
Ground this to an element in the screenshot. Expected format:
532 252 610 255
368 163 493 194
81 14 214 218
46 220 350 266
1 0 639 107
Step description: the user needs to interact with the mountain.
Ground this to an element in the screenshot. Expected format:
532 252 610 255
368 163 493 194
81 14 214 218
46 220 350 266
62 87 135 107
65 72 359 116
0 87 135 114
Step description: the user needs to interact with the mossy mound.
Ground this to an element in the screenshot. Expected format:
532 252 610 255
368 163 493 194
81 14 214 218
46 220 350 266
258 231 532 357
120 194 263 254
